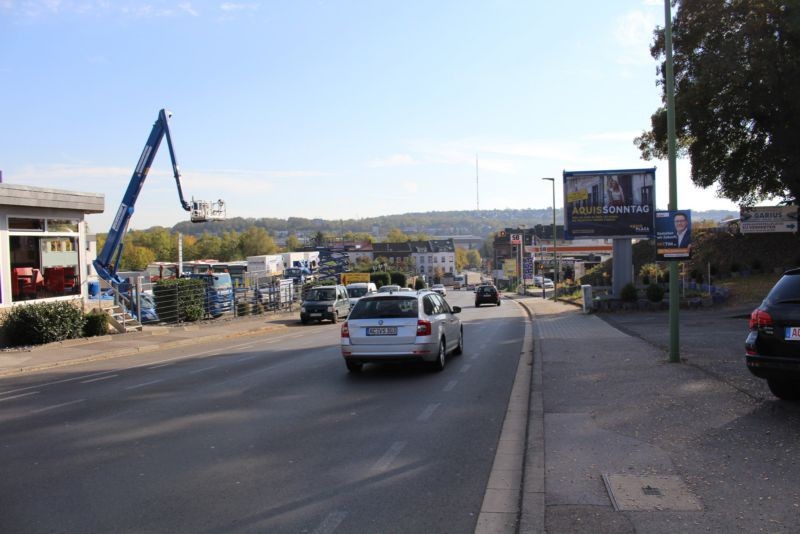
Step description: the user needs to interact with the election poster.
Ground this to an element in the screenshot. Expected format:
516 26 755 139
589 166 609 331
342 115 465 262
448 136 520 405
563 168 656 239
655 210 692 260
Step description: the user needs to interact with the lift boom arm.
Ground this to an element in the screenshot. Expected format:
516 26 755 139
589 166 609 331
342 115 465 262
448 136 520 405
93 109 225 285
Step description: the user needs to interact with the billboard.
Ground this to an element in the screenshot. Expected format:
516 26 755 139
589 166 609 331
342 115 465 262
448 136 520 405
563 168 656 239
739 206 799 234
655 210 692 260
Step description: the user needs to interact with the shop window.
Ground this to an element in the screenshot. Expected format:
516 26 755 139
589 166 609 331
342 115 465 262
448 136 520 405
8 217 44 231
9 235 80 301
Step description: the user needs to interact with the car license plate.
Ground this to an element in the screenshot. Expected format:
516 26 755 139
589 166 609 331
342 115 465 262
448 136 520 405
310 313 322 317
785 327 800 341
367 326 397 336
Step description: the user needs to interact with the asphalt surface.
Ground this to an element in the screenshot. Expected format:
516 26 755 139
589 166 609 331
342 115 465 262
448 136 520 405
2 294 800 533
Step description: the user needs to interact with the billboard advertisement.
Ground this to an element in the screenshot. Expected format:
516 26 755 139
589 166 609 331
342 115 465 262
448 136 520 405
655 210 692 260
563 168 656 239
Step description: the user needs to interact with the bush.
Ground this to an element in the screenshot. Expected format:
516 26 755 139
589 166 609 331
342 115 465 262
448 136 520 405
83 311 108 337
371 272 391 288
154 278 205 323
389 272 407 287
237 300 251 316
414 278 425 290
646 283 665 303
620 283 639 303
2 301 85 347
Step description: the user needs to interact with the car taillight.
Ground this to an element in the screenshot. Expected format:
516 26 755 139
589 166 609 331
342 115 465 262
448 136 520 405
749 309 773 329
341 321 350 338
417 320 432 336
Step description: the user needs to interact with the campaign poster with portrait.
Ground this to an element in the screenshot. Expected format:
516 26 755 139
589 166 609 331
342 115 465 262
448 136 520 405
655 210 692 260
563 168 656 239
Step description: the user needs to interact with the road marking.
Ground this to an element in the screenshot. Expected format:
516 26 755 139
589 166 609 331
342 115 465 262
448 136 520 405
443 380 458 392
125 379 163 390
189 365 217 374
147 362 173 369
0 391 40 402
460 364 472 373
81 374 119 384
236 355 258 362
417 403 440 421
312 511 348 534
372 441 406 472
30 398 86 414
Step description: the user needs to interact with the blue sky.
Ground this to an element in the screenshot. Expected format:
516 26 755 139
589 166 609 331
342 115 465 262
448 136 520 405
0 0 739 232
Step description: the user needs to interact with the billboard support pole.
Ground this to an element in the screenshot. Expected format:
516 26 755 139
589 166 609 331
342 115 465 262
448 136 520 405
665 0 680 363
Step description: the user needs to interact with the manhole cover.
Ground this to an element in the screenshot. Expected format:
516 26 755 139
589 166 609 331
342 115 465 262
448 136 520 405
602 474 702 511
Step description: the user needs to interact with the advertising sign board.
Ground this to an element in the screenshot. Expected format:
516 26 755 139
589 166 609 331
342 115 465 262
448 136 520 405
655 210 692 260
739 206 799 234
563 168 656 240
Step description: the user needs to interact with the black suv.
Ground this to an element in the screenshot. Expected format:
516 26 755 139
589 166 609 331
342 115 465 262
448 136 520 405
475 285 500 307
745 268 800 400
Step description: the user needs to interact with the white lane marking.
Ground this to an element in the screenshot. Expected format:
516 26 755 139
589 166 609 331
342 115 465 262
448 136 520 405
147 362 173 369
469 354 479 360
443 380 458 392
417 403 440 421
0 391 40 402
372 441 407 472
30 398 86 414
312 511 348 534
459 364 472 373
81 374 119 384
189 365 217 374
125 379 163 390
236 355 258 362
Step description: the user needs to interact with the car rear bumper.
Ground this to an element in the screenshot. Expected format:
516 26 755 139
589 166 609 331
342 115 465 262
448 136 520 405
341 341 439 363
746 354 800 380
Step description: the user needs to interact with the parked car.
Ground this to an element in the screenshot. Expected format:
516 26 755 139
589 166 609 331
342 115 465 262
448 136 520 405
475 284 501 307
533 276 555 289
346 282 377 307
431 283 447 296
377 284 401 293
340 290 463 373
745 268 800 400
300 284 351 324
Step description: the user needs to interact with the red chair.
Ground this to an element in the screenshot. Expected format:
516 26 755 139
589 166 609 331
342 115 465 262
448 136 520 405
12 267 37 299
45 267 66 294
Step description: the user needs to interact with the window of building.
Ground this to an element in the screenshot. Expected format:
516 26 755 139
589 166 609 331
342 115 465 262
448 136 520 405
9 218 81 302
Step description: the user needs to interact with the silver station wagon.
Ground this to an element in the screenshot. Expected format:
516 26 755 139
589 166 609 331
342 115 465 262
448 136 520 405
340 290 463 373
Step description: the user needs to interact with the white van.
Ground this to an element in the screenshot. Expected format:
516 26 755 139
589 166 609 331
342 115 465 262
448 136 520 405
346 282 377 307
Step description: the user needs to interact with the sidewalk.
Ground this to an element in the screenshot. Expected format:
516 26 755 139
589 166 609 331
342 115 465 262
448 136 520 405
515 295 796 534
0 310 297 377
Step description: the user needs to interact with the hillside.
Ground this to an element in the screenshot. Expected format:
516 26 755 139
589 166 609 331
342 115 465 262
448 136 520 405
169 208 739 239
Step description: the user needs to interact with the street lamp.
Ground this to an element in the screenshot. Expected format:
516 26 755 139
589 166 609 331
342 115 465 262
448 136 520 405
542 177 557 301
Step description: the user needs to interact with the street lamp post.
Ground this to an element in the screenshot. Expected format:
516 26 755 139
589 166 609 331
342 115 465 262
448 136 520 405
542 178 557 301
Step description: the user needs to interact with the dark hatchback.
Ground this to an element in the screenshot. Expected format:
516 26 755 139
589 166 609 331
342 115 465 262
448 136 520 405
475 285 500 307
746 268 800 400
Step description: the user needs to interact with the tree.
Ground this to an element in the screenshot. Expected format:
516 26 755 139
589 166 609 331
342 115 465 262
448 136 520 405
455 248 469 271
386 228 410 242
239 227 277 257
285 234 301 251
466 249 482 269
636 1 800 205
192 232 222 260
121 244 156 271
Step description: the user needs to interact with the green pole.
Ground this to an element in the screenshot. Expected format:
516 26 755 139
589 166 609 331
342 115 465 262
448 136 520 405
665 0 680 363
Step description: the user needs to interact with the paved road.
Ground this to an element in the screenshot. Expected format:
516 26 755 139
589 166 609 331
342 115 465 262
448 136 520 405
0 291 525 533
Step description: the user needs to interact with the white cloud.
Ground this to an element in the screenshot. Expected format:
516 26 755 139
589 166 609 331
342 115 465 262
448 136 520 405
178 2 199 16
613 9 658 67
367 154 417 168
402 181 418 194
220 2 259 12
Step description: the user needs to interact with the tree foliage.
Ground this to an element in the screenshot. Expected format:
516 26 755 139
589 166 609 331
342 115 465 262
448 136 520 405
636 0 800 205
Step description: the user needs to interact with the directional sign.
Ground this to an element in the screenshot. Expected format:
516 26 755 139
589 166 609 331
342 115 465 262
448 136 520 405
740 206 799 234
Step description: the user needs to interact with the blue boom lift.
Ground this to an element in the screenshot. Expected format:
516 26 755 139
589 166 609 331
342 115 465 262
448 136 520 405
93 109 225 287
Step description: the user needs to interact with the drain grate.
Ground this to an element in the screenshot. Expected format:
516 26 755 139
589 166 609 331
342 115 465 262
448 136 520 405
602 474 702 512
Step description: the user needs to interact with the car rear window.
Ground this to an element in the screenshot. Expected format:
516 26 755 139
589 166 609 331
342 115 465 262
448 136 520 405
479 286 495 294
306 288 336 301
349 297 418 319
766 272 800 304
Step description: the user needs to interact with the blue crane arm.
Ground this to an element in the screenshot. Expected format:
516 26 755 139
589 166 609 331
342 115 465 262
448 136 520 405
93 109 192 285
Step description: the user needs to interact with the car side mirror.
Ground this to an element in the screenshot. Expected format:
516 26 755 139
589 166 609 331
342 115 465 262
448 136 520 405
452 306 461 314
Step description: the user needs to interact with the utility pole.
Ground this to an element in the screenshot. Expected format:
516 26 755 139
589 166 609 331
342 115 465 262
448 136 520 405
665 0 680 363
